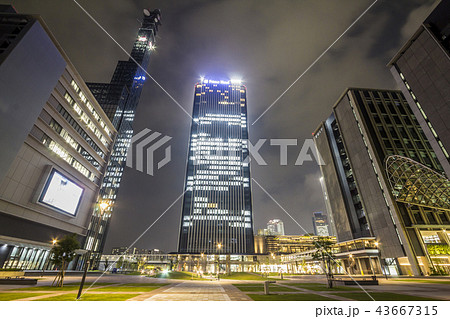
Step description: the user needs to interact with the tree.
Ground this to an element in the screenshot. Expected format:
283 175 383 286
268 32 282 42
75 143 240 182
312 238 336 288
51 234 80 287
104 257 109 272
116 256 124 269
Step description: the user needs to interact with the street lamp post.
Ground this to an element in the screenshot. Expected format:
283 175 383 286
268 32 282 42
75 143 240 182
77 202 109 300
216 243 222 280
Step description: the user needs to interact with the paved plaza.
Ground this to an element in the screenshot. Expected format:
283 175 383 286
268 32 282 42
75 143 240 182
0 274 450 301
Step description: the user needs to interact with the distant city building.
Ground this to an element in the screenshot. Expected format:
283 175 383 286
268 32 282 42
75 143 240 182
111 247 164 255
79 9 162 269
388 0 450 177
254 234 336 255
257 219 285 236
111 247 129 255
178 78 254 254
0 6 115 269
314 88 450 276
267 219 285 235
99 253 172 272
312 212 330 236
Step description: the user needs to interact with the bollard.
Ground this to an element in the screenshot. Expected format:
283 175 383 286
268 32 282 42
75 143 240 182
264 281 270 295
264 280 276 295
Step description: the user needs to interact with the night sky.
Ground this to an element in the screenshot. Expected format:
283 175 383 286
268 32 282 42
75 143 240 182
4 0 437 253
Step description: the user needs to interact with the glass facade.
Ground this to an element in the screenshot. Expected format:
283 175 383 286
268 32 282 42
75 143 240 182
178 79 254 254
1 246 50 270
80 9 162 268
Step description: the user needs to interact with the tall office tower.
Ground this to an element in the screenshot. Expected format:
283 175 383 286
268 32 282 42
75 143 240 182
312 212 330 236
178 78 254 254
0 7 115 269
314 88 450 276
388 0 450 177
80 9 162 268
267 219 285 235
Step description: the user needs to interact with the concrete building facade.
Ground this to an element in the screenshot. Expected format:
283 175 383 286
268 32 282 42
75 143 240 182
314 88 450 276
0 7 115 269
388 0 450 177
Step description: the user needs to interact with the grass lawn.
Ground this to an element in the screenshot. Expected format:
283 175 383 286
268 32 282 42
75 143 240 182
12 283 114 291
256 272 285 278
233 284 298 292
64 282 115 286
392 279 450 285
36 293 139 301
332 292 441 301
219 272 265 281
124 271 145 276
94 285 166 292
116 283 168 286
154 271 205 280
249 293 336 301
285 283 360 291
0 293 50 301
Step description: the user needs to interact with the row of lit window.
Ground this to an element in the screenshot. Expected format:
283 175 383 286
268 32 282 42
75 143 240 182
210 165 246 170
204 113 241 118
182 221 251 228
187 186 229 191
49 119 101 170
197 120 246 125
194 160 242 165
193 141 242 147
64 92 109 147
194 138 243 143
55 104 105 159
191 209 251 217
194 170 239 175
191 155 240 161
184 215 251 222
70 80 111 137
192 208 229 214
41 134 94 182
192 146 242 152
187 180 242 186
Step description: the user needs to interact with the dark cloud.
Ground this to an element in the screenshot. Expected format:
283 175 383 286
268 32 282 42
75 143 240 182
5 0 437 252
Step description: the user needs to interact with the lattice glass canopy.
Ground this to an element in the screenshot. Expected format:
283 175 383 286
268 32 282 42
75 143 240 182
385 155 450 211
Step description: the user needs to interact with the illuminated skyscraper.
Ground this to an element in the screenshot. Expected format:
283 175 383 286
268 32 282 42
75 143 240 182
79 9 162 268
178 79 254 254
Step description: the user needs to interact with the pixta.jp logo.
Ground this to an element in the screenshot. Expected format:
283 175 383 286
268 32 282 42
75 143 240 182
126 129 172 176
